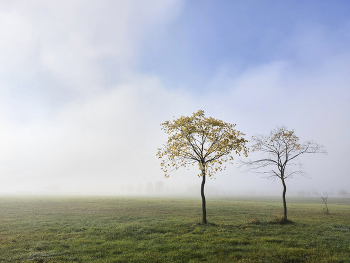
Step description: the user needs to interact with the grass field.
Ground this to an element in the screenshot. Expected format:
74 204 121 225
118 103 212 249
0 196 349 262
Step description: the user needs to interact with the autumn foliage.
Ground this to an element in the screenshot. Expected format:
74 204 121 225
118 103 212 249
157 110 248 223
157 110 248 178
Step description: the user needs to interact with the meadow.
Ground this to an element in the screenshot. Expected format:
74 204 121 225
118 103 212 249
0 195 349 262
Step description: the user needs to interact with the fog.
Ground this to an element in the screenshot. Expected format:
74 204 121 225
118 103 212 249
0 1 349 197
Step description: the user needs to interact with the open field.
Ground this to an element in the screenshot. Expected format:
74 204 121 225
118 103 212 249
0 196 349 262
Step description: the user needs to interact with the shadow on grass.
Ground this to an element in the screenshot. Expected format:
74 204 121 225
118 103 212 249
267 216 294 225
196 222 218 226
244 216 294 225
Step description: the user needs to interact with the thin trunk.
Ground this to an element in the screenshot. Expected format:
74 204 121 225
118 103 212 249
322 197 329 214
281 177 287 222
201 167 207 224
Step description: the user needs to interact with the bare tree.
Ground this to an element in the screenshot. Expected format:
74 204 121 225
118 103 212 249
338 188 348 197
319 193 330 215
241 126 327 222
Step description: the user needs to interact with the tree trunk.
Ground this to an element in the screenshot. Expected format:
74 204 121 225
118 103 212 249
281 177 287 222
201 168 207 224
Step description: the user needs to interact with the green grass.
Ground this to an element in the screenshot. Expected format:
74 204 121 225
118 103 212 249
0 196 349 262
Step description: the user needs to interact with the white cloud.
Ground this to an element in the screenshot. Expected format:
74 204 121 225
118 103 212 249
0 74 198 193
0 0 186 193
0 0 182 97
0 1 349 196
198 44 350 194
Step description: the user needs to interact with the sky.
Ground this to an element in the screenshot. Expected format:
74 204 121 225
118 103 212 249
0 0 349 196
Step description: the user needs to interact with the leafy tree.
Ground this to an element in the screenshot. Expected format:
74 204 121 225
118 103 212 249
157 110 248 224
241 126 327 222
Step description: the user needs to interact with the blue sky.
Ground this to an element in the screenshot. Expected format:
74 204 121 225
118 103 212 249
0 0 349 195
138 0 350 89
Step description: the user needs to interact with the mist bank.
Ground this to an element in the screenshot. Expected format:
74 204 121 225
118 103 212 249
1 181 348 199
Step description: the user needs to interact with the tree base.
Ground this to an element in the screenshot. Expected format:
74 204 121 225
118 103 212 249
268 216 294 224
196 222 217 226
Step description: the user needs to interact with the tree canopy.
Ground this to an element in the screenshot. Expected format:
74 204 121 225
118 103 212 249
157 110 248 224
241 126 327 222
157 110 248 178
245 126 326 179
